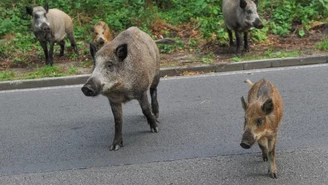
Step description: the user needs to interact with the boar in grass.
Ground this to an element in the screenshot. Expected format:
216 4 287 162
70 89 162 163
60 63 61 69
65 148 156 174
222 0 263 54
90 21 113 50
26 3 78 66
82 27 160 151
240 79 284 178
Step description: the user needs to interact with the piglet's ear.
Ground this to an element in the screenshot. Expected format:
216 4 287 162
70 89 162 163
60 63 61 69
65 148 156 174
262 98 274 115
26 6 33 16
115 44 128 62
241 96 248 110
43 3 49 13
240 0 247 9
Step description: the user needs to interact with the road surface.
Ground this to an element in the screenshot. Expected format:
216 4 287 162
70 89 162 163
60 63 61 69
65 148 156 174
1 64 328 184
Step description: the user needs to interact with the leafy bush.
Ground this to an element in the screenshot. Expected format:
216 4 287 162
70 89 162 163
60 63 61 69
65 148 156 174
0 0 327 69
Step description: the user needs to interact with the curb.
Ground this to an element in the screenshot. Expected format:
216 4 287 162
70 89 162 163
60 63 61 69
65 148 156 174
1 55 327 91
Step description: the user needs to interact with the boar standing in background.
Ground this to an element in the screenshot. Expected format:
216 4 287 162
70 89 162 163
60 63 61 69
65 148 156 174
240 79 284 178
90 21 113 50
26 3 79 65
82 27 160 151
222 0 263 54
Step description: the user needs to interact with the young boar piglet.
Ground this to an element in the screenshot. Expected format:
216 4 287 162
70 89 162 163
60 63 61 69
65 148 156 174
90 21 113 50
241 79 284 178
26 3 78 65
82 27 160 151
222 0 263 54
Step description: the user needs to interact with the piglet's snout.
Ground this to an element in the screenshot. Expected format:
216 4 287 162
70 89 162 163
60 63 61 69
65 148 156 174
240 129 255 149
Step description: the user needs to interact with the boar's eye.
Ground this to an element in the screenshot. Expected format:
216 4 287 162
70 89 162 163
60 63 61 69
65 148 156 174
106 61 114 69
102 32 104 34
255 118 264 126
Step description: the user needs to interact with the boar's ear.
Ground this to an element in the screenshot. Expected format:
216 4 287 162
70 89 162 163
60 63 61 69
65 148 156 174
103 23 107 30
253 0 259 7
26 6 33 16
241 96 248 110
43 3 49 13
240 0 247 9
262 98 274 115
115 44 128 62
89 42 97 63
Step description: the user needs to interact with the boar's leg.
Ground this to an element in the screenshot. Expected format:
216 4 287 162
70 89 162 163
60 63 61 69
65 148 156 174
59 40 65 56
243 31 249 52
39 41 50 65
109 101 124 151
68 32 79 56
138 91 159 133
268 137 278 178
234 31 242 55
150 74 160 118
48 41 55 66
227 29 234 47
258 137 268 162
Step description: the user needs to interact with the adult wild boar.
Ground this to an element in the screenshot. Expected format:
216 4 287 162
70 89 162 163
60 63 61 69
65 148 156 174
26 3 79 65
90 21 113 50
82 27 160 151
241 79 284 178
222 0 263 54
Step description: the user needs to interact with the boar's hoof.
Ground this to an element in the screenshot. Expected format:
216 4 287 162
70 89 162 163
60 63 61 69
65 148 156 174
150 126 159 133
268 169 277 179
109 140 123 151
262 154 268 162
269 172 277 179
240 142 251 149
109 143 123 151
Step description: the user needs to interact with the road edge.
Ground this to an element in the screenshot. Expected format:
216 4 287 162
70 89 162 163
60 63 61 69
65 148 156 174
1 55 327 91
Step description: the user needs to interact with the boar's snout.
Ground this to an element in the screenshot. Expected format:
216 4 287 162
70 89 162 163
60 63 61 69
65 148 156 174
81 78 101 97
253 18 263 29
240 129 255 149
82 84 97 96
41 23 50 32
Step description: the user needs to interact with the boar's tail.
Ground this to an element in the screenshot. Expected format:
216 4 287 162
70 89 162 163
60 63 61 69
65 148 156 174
244 79 254 87
155 38 175 44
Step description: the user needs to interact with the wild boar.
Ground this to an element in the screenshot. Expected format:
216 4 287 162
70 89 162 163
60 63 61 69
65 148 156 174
90 21 113 50
222 0 263 54
240 79 284 178
26 3 79 65
81 27 160 151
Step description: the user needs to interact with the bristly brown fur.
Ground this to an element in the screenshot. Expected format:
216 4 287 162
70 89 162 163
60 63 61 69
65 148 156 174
241 78 284 178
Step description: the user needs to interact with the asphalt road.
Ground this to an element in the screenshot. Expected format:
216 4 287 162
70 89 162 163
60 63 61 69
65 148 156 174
1 64 328 184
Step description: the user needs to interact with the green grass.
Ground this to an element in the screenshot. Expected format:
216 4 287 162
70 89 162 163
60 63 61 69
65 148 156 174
232 50 300 62
0 65 86 81
26 66 65 79
316 38 328 51
0 71 15 81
